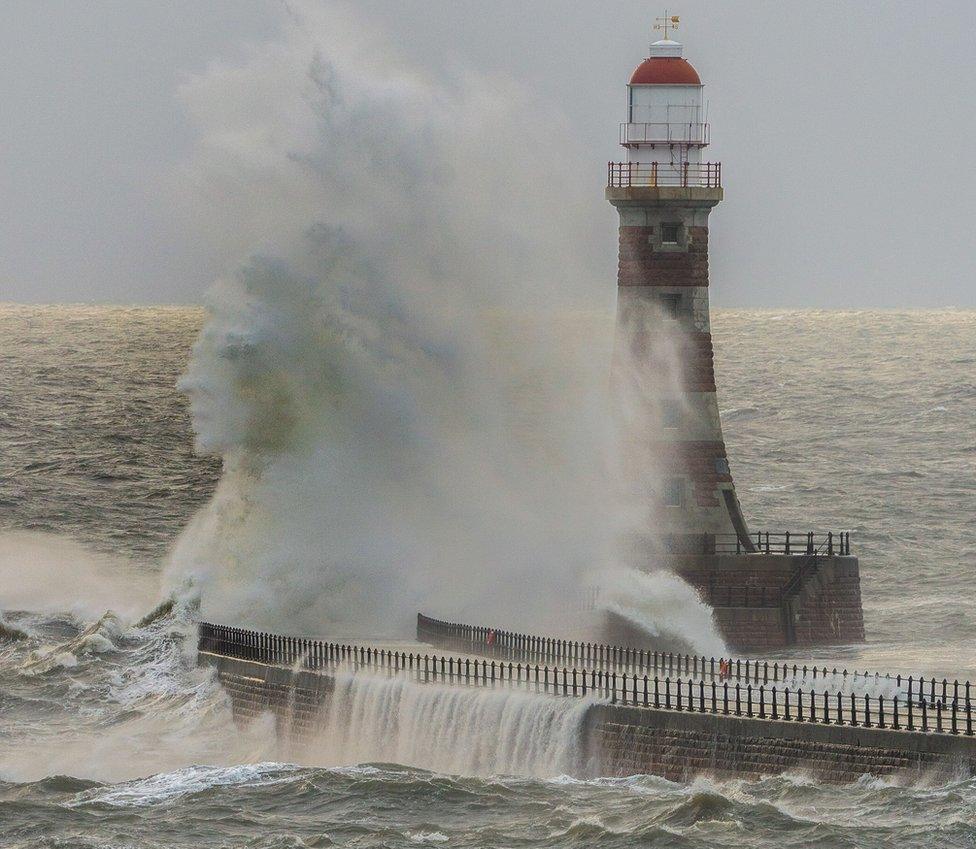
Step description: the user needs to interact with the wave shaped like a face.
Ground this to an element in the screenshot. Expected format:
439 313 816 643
159 6 625 642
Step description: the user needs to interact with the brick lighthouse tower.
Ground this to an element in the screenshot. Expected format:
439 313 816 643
605 18 866 650
607 16 751 552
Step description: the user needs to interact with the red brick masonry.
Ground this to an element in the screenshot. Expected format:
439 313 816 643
617 226 710 287
673 555 867 651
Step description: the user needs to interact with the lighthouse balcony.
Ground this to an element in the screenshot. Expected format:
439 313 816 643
608 161 722 188
620 122 710 146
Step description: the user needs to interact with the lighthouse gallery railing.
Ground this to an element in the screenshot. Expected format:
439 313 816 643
608 161 721 188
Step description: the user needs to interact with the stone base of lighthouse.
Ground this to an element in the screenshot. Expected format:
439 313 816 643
674 553 865 651
607 539 867 652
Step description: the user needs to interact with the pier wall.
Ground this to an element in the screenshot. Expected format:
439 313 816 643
201 649 976 784
199 652 333 737
588 703 976 782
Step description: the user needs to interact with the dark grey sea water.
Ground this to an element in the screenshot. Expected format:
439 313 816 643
1 304 974 848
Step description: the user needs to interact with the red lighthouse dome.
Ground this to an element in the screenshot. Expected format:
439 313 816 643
629 38 702 85
629 56 701 86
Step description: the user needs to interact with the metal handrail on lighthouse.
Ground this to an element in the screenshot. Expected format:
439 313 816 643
608 161 721 188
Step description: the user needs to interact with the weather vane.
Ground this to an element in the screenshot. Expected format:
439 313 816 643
654 11 680 40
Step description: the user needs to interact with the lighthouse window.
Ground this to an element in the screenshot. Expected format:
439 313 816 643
659 293 681 319
663 477 684 507
661 223 681 244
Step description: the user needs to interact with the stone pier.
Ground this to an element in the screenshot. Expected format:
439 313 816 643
199 622 976 784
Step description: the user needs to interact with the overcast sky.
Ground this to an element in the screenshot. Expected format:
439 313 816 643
2 1 974 308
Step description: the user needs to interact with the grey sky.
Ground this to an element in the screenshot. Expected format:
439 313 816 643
1 1 974 307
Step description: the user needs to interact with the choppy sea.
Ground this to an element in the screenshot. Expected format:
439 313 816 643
1 304 974 848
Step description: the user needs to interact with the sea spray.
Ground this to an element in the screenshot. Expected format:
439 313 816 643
306 670 593 778
0 531 156 622
159 0 621 638
593 567 726 658
162 1 722 654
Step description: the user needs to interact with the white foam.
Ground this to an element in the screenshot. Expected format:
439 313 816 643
407 832 449 844
68 763 300 808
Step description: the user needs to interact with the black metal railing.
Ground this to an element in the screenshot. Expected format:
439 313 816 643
200 621 975 737
713 531 851 556
607 161 721 188
416 614 970 716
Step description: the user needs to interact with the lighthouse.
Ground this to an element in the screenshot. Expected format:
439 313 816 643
602 19 865 652
607 18 752 553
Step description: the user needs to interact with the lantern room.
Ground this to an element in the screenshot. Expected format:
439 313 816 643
622 37 707 159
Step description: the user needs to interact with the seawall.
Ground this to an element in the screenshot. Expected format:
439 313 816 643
589 702 976 782
200 647 976 783
199 651 334 737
